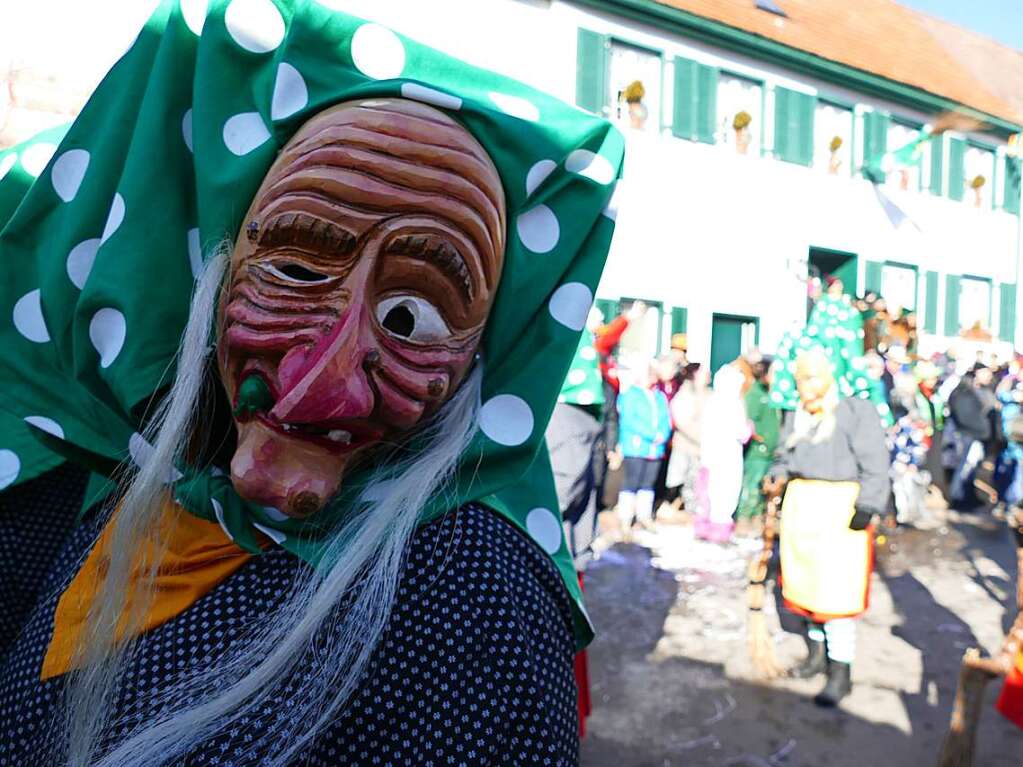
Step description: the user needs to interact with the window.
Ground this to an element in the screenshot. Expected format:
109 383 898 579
716 73 762 156
616 298 663 360
963 144 996 209
814 102 854 175
886 121 927 192
959 276 992 332
608 41 662 134
880 263 917 312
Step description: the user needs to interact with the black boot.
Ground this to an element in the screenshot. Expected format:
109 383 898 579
788 638 827 679
814 661 852 707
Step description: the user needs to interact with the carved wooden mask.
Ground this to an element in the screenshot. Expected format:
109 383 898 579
218 99 507 518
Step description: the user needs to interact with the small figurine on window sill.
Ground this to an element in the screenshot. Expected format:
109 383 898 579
622 80 648 131
962 320 993 342
828 135 843 174
733 110 753 155
971 174 987 208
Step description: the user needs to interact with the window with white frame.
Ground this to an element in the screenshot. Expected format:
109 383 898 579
964 144 995 209
886 121 927 192
960 277 992 331
716 73 762 156
608 41 662 134
814 102 854 175
881 263 917 312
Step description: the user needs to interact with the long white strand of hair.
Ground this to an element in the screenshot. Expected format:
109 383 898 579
63 244 484 766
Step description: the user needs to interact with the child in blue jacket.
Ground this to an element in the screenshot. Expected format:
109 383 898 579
616 359 673 535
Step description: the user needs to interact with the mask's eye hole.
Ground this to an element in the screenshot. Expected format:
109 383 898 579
263 261 331 284
376 295 451 343
382 304 416 337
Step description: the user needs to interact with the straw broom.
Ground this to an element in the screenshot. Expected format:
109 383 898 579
937 511 1023 766
748 489 785 678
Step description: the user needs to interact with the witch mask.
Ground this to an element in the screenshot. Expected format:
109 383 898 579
219 98 507 518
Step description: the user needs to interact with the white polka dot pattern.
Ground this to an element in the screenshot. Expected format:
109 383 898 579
13 290 49 344
548 282 593 331
223 112 271 156
479 394 534 446
350 24 406 80
19 143 57 178
225 0 286 53
525 159 556 197
271 63 308 121
51 150 90 202
89 308 127 369
517 205 560 254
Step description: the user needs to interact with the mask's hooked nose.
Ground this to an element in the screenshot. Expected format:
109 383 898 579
270 304 376 423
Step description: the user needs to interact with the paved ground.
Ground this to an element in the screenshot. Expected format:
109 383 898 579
578 507 1023 766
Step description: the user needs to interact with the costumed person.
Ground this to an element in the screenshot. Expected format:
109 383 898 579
614 359 671 538
652 353 683 513
948 366 998 507
694 363 749 543
664 362 709 514
735 354 779 537
592 300 644 511
764 348 890 707
548 307 607 563
994 372 1023 514
888 371 932 526
915 359 948 500
0 3 625 764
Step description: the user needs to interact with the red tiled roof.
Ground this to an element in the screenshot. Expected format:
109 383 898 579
650 0 1023 125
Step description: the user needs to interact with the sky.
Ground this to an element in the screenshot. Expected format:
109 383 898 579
898 0 1023 52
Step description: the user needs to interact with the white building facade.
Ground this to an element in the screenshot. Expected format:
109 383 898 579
327 0 1023 372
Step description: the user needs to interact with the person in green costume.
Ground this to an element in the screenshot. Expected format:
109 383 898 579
735 354 780 534
0 2 624 764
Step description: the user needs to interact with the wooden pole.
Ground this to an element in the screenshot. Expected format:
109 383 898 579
937 510 1023 766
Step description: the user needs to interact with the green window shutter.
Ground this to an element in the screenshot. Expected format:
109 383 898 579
1000 283 1017 342
929 134 944 196
948 138 966 201
798 92 816 166
923 270 939 333
944 275 961 336
773 88 816 166
595 298 618 324
695 65 718 144
575 29 608 116
864 260 884 294
1004 156 1021 215
670 307 688 335
862 110 889 181
772 87 789 161
672 58 717 143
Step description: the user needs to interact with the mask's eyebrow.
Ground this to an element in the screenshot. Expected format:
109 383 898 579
384 234 474 302
257 212 357 255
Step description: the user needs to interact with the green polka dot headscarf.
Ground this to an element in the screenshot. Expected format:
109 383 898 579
770 294 893 425
0 0 625 647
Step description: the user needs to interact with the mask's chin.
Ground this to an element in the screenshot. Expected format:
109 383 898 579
230 419 354 519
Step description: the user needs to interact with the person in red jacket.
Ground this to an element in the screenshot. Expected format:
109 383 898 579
592 301 646 510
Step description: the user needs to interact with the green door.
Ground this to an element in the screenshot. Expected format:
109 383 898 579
710 313 759 377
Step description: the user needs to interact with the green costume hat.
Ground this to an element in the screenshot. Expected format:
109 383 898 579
770 293 893 425
0 0 624 647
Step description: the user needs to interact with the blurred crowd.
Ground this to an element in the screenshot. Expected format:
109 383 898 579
548 287 1023 562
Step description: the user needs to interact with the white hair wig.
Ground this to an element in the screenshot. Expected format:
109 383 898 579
60 245 484 766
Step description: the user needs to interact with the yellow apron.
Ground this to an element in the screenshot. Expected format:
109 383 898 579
779 479 873 621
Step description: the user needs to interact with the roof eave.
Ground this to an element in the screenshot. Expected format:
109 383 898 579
573 0 1023 135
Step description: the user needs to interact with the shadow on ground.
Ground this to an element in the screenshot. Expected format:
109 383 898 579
579 525 1023 767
